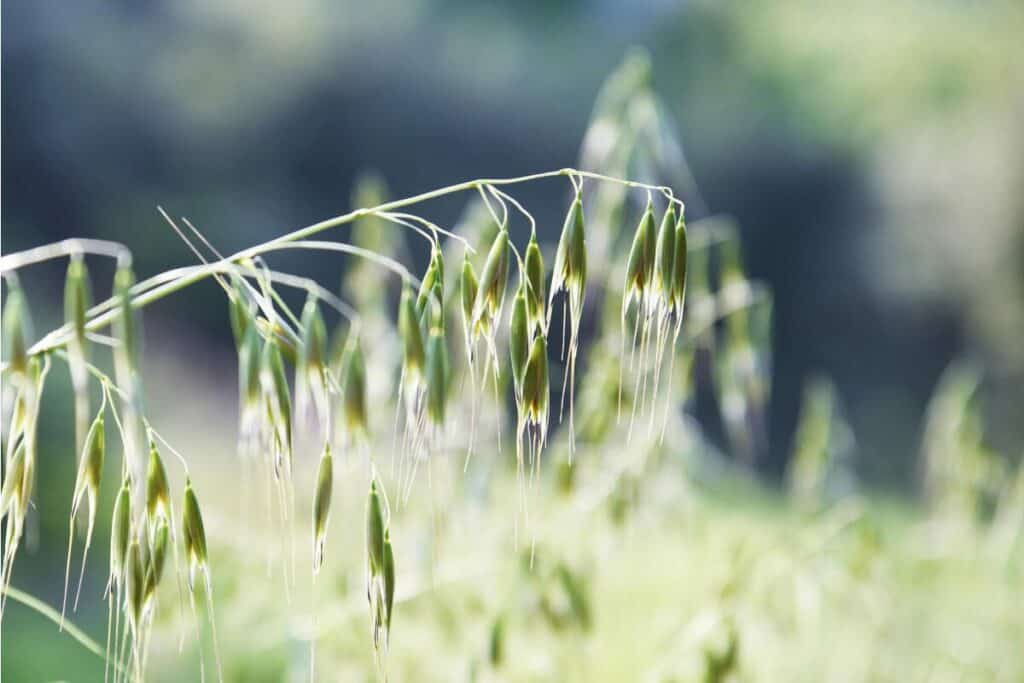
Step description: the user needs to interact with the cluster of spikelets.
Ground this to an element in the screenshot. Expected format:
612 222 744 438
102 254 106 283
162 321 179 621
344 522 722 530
0 163 704 681
1 254 225 683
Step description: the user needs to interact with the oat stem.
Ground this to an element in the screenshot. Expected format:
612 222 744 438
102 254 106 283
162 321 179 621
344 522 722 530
0 239 131 273
20 169 682 358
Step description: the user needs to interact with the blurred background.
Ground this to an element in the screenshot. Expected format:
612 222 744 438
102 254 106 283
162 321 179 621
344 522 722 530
3 1 1024 680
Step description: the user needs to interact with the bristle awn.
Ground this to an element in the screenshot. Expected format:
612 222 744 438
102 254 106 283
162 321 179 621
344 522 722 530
62 393 106 626
144 432 187 637
183 478 223 683
71 402 108 618
459 254 482 469
621 200 656 438
509 286 531 489
64 253 94 455
548 189 587 457
105 480 130 683
397 286 427 477
660 211 689 441
471 226 510 388
647 204 677 428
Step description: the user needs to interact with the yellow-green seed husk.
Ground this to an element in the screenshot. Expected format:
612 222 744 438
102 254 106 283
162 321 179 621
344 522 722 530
416 248 443 316
342 337 368 434
624 204 655 298
398 287 425 375
313 444 333 539
425 327 448 425
146 519 169 599
653 205 677 297
474 228 510 324
126 540 145 621
672 213 688 312
1 441 27 518
299 294 327 372
146 441 170 522
460 256 479 323
263 338 293 448
552 195 587 300
366 481 385 574
2 282 31 376
182 480 208 566
509 290 530 391
228 279 251 351
79 416 105 493
110 482 132 580
240 324 262 406
524 234 546 329
523 334 549 421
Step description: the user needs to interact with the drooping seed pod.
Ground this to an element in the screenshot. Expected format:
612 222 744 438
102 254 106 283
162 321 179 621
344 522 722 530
365 480 386 575
398 287 425 378
460 255 479 325
312 442 333 574
509 289 530 393
671 212 688 315
239 322 262 420
653 204 677 306
432 278 446 329
297 293 329 426
549 193 587 314
472 228 510 333
73 416 105 517
299 294 328 373
382 528 395 633
228 278 253 352
2 278 32 377
145 518 169 601
110 482 132 584
416 247 443 318
126 540 145 628
62 411 105 622
182 478 208 591
623 201 656 317
522 333 549 428
459 255 479 359
524 232 546 331
261 337 293 463
146 440 170 529
341 336 368 441
425 326 448 427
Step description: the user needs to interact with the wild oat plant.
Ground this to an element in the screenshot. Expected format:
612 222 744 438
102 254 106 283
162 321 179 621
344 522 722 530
2 54 1021 683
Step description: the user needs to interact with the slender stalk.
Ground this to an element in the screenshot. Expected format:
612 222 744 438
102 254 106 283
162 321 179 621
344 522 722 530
21 168 683 356
0 238 131 273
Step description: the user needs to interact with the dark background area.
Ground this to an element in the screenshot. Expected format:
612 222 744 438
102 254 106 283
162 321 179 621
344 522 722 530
4 0 1023 486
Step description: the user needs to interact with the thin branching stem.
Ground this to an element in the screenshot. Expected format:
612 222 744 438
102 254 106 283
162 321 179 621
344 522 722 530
0 238 132 273
20 168 682 356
